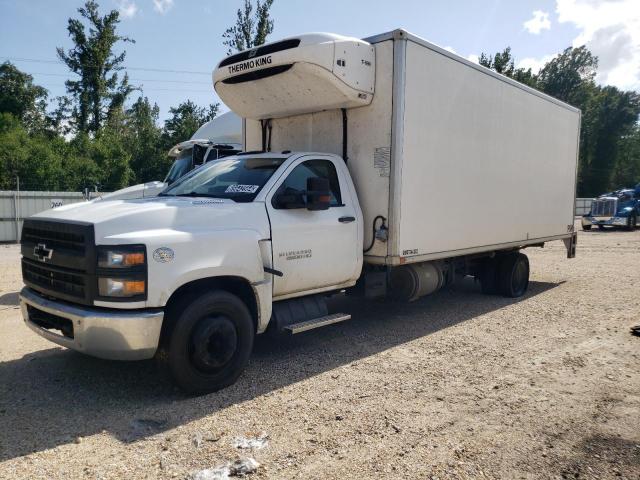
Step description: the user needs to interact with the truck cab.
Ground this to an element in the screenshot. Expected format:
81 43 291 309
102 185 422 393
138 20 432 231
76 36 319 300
581 186 640 230
20 150 361 392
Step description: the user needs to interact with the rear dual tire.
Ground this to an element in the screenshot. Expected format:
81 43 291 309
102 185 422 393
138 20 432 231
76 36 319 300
479 252 529 298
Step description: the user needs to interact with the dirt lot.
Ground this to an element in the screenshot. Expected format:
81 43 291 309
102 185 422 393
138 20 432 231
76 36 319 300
1 223 639 479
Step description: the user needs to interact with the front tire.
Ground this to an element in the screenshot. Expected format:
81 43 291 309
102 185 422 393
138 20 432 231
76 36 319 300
582 224 592 231
627 214 637 231
157 291 254 394
497 253 529 298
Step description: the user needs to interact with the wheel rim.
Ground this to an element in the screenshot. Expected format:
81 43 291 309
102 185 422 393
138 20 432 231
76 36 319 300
189 315 238 374
511 259 528 295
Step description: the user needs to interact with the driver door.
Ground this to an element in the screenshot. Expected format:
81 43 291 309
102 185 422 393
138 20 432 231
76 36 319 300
266 157 360 298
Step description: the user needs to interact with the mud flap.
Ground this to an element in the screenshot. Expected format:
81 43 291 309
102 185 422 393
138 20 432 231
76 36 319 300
563 232 577 259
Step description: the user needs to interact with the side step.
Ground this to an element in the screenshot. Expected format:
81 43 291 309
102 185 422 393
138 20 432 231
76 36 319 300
284 313 351 335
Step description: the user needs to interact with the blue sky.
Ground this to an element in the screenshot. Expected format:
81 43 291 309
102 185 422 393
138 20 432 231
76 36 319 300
1 0 638 122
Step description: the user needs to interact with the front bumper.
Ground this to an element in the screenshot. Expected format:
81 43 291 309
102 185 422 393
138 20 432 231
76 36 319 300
19 287 164 360
582 216 628 227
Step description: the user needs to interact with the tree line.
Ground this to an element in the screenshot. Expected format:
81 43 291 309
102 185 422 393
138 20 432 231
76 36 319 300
0 0 273 192
0 0 638 197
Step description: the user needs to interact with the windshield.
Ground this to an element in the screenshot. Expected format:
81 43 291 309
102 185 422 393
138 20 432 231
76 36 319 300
164 150 193 185
162 156 285 202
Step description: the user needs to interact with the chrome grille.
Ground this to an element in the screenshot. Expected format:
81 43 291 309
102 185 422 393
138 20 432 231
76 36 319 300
591 198 617 217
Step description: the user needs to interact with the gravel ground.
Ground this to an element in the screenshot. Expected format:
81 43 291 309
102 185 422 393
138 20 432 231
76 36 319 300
1 222 639 479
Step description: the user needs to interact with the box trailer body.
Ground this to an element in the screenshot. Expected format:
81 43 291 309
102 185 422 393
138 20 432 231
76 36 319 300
241 30 580 265
18 29 579 394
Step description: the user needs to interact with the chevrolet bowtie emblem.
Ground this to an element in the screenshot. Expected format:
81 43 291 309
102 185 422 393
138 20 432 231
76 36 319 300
34 243 53 262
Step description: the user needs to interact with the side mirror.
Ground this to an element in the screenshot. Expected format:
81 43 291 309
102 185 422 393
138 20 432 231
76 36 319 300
306 177 331 211
192 144 207 167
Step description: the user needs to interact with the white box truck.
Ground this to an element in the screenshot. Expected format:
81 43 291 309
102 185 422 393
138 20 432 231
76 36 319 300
19 30 579 393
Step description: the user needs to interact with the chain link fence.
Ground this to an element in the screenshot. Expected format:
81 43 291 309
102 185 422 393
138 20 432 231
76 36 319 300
0 190 105 242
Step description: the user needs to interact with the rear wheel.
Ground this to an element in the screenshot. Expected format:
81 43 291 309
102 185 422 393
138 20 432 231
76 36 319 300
157 290 254 394
496 253 529 298
597 224 606 230
479 258 499 295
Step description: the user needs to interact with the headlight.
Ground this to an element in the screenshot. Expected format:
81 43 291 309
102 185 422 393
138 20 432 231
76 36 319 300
98 277 146 297
98 245 146 268
96 245 147 299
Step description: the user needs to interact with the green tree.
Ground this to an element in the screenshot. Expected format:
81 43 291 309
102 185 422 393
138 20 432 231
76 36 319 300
223 0 275 54
537 46 597 106
162 100 219 149
478 48 537 87
611 126 640 189
0 62 48 132
125 96 167 183
57 0 136 134
0 113 69 191
580 87 640 195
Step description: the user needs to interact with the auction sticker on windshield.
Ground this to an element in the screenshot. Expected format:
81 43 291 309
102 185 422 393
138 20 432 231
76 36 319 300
225 184 260 194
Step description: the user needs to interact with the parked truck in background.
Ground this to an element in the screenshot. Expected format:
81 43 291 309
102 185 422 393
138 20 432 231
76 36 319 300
19 30 580 393
96 111 242 201
581 185 640 230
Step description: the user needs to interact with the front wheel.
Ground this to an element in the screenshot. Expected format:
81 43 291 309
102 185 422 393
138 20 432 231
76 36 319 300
157 291 254 394
497 253 530 298
627 214 637 231
582 224 592 231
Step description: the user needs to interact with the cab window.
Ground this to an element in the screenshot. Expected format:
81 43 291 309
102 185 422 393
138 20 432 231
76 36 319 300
273 159 342 209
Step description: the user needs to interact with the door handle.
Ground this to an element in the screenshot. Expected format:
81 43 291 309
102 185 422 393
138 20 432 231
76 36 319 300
338 216 356 223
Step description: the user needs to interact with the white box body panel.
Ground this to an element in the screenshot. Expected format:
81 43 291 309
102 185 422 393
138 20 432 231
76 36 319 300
244 30 580 265
397 40 580 258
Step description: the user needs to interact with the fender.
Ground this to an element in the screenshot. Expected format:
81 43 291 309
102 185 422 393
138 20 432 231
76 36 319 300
151 230 273 332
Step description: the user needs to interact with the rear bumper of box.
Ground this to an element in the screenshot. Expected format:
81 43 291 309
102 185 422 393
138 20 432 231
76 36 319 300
19 287 164 360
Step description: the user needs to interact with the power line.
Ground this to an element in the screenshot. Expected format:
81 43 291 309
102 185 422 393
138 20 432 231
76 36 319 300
24 71 212 85
1 56 212 75
29 80 213 93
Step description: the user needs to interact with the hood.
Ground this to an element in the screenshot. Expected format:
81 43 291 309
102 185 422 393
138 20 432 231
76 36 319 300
93 181 167 201
32 196 270 243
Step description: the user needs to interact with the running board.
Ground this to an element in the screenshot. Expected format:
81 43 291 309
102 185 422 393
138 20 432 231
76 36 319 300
284 313 351 334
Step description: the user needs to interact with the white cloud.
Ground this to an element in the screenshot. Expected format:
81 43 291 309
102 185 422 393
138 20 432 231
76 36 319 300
517 54 558 73
524 10 551 34
556 0 640 90
443 46 457 54
153 0 174 14
118 0 138 19
467 54 479 64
